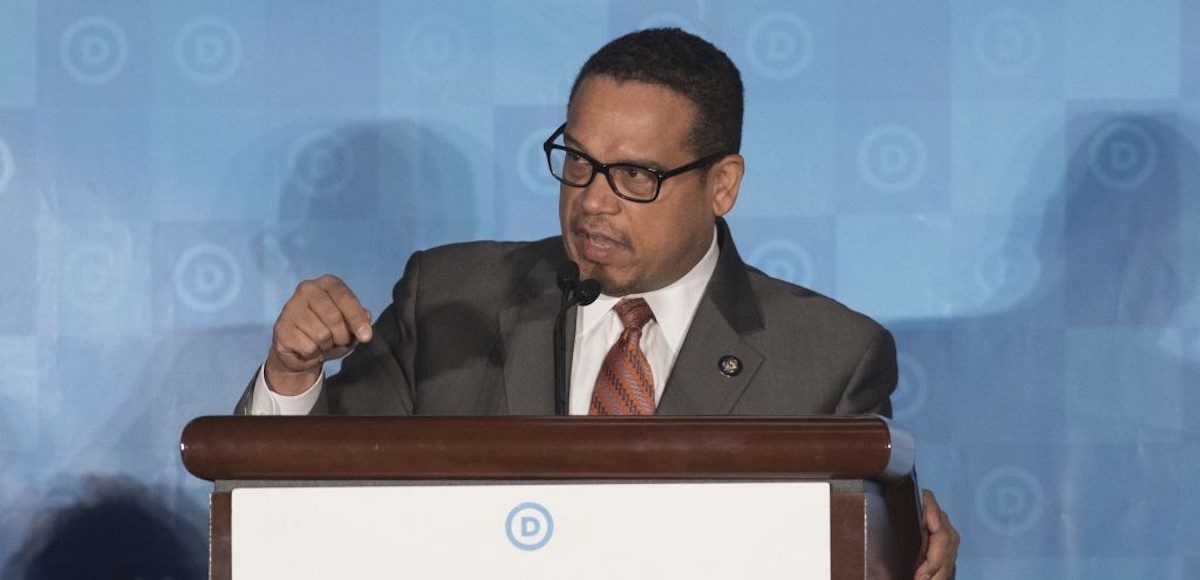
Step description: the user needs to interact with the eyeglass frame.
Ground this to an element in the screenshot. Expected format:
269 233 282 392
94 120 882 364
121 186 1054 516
542 122 733 203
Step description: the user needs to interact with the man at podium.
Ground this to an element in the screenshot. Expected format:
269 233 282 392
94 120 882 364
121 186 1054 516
235 28 958 579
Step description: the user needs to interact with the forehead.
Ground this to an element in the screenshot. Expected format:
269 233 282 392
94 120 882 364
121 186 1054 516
565 75 698 163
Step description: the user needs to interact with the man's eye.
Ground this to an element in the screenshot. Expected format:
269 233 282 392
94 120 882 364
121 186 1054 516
567 152 588 165
622 167 653 182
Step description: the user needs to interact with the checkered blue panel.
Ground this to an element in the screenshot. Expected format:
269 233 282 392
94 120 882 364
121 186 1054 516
1 1 1197 576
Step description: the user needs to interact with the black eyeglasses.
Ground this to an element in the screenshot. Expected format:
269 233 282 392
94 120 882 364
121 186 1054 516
542 123 732 203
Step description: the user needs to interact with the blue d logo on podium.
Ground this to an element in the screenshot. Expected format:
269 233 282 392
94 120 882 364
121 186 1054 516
505 502 554 551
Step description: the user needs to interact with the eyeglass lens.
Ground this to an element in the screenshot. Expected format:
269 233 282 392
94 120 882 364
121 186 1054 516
547 147 658 201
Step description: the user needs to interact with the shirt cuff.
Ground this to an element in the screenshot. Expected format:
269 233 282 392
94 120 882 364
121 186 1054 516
248 363 323 416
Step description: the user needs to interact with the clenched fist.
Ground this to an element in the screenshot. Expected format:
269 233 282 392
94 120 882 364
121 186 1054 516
264 275 373 395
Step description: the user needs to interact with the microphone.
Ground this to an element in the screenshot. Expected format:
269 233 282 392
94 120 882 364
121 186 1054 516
557 260 581 294
574 278 601 307
554 261 600 414
556 261 600 306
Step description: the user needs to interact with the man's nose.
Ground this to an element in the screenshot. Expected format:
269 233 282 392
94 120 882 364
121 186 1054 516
578 173 621 214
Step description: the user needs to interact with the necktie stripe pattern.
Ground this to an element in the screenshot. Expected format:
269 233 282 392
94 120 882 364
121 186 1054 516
589 298 656 416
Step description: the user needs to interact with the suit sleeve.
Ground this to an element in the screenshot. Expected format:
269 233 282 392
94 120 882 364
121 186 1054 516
233 251 424 416
833 326 898 417
312 251 423 415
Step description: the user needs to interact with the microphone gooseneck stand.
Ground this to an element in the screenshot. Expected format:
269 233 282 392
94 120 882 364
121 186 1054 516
554 261 601 415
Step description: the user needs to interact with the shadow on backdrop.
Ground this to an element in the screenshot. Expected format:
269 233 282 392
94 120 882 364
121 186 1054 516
12 119 482 574
3 477 205 580
890 111 1200 570
97 116 480 469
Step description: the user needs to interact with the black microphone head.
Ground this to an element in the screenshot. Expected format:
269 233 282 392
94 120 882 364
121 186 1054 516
576 279 601 306
556 260 580 292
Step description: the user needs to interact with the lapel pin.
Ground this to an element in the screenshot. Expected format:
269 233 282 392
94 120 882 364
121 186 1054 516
718 355 742 377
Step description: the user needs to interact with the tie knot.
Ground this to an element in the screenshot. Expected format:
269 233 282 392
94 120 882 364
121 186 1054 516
613 297 654 331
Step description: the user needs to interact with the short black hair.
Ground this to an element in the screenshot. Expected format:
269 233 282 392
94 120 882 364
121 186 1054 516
569 28 744 156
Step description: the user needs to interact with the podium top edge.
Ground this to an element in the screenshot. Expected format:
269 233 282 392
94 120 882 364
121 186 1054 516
180 415 914 483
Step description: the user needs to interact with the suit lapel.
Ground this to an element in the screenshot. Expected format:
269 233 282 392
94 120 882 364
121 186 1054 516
495 222 763 416
499 240 570 415
657 219 766 415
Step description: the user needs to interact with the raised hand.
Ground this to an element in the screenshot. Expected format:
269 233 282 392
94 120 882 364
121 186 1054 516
264 275 373 395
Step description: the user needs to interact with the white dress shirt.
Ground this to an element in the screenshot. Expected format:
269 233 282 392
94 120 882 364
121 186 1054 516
567 233 718 414
250 229 720 416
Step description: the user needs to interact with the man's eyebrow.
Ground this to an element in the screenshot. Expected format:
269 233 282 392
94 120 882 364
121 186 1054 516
562 130 587 152
562 130 664 169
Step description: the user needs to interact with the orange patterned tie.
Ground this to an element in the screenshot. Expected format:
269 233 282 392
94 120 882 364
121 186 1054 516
589 298 657 416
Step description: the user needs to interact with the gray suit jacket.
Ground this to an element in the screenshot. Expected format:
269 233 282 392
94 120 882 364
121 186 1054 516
239 220 896 416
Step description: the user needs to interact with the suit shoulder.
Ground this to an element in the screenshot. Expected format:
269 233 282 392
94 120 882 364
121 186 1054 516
415 238 528 263
411 237 556 272
745 265 891 341
397 236 561 300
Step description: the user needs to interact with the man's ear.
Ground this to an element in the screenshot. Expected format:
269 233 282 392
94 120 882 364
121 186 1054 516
708 153 744 217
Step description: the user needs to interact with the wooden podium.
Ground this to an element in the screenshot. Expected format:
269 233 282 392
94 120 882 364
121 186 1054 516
181 416 923 579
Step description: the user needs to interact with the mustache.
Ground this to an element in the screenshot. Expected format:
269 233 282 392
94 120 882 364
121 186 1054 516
569 216 631 248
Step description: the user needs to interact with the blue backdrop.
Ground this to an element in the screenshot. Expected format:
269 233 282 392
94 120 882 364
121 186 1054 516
1 1 1198 576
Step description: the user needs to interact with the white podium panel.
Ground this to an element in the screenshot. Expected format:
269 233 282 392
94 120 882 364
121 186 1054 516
232 482 830 579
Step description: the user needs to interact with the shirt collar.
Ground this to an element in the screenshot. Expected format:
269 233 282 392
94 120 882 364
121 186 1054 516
579 228 720 353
